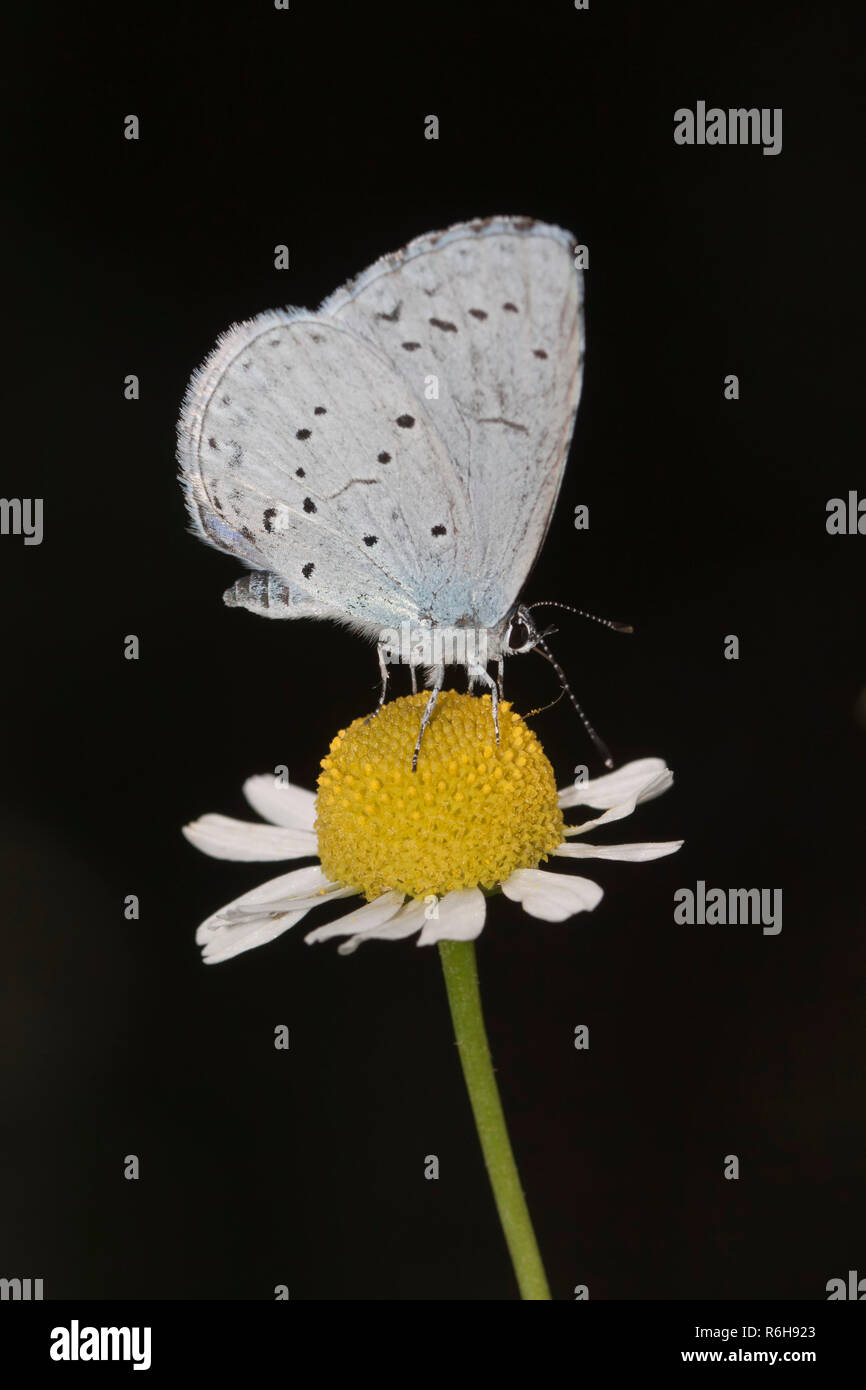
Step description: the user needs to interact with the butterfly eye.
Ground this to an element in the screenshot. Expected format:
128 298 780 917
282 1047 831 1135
507 619 531 652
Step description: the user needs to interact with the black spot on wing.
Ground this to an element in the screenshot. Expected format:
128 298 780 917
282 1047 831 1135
402 342 421 351
503 302 519 313
296 467 305 478
533 349 548 359
302 562 314 579
296 428 311 440
431 524 447 536
314 405 327 414
429 317 458 332
396 415 415 429
378 451 391 463
469 308 488 320
263 508 277 533
303 497 317 514
376 303 402 322
363 535 378 547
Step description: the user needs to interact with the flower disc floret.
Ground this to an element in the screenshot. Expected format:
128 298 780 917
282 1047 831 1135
315 691 565 900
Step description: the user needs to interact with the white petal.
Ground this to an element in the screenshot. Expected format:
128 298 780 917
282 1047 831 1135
242 775 317 829
304 891 405 945
561 769 674 838
501 868 603 922
338 897 429 954
200 911 307 965
195 865 355 964
183 813 317 861
554 839 684 862
562 799 644 836
196 865 351 938
558 758 672 810
417 888 487 945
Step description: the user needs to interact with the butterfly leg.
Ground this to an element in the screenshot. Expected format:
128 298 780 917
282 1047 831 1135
469 665 501 745
412 665 444 772
363 641 391 724
410 665 418 694
497 655 505 699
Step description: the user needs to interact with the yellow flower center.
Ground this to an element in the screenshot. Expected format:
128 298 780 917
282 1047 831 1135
315 691 564 901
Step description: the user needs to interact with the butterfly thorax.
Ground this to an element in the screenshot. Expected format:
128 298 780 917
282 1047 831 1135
379 617 510 671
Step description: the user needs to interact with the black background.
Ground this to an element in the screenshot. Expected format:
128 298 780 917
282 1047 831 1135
2 0 863 1300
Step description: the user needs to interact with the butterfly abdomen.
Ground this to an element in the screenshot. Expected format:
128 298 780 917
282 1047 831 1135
223 571 293 617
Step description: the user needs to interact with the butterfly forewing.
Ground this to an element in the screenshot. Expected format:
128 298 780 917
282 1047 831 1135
326 217 584 626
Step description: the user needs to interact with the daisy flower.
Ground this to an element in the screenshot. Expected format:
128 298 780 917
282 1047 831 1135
183 691 682 964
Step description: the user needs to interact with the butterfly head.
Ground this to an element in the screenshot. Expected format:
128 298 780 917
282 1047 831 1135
503 604 543 656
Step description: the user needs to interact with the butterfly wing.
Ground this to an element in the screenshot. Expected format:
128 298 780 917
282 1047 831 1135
325 216 584 628
178 216 582 637
178 309 477 634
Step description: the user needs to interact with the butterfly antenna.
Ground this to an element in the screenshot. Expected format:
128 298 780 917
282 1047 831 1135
532 633 615 769
528 600 633 634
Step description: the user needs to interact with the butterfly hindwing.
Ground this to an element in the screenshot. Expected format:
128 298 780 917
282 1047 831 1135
178 310 477 632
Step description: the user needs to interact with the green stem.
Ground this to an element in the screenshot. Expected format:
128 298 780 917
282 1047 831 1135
438 939 552 1300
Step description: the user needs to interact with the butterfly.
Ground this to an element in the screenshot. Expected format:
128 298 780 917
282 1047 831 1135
178 215 621 768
